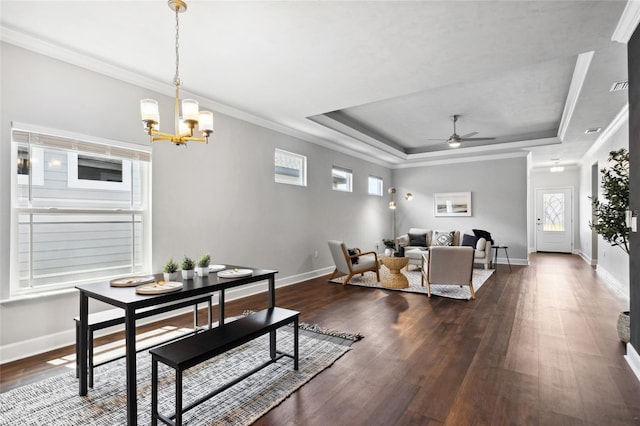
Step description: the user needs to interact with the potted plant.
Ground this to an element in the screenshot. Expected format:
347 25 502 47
181 256 195 280
589 148 630 254
163 258 179 282
589 148 630 342
382 238 396 257
195 253 211 276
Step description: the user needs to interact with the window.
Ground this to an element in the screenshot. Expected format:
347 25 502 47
368 175 383 196
332 166 352 192
543 192 565 232
10 125 151 297
274 149 307 186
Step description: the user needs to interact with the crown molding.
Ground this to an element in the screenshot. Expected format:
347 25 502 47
1 25 394 168
393 151 528 169
612 0 640 43
582 103 629 160
558 51 594 142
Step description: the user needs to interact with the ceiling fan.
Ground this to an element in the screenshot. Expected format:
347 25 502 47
431 115 496 148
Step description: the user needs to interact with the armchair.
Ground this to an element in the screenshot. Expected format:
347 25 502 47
421 246 476 299
328 240 380 285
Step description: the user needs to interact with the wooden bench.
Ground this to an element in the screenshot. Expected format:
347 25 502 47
74 295 212 387
150 307 299 426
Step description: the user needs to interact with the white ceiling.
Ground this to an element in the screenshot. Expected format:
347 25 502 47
0 1 633 168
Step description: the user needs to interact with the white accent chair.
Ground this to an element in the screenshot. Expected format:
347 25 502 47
328 240 380 284
421 246 476 299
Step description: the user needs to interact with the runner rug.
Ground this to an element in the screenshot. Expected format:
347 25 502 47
329 267 494 300
0 323 361 425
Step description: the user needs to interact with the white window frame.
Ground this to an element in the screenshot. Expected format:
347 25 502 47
274 148 307 187
332 166 353 192
9 123 152 298
67 152 132 191
368 175 383 196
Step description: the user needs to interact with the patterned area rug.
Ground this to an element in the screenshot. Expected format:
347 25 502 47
0 325 360 425
329 267 494 300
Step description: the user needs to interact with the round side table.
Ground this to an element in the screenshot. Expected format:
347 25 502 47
380 256 409 288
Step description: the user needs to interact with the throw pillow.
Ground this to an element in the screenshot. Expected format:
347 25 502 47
461 234 478 248
476 237 487 251
473 229 493 243
347 248 359 264
433 231 455 246
408 232 428 247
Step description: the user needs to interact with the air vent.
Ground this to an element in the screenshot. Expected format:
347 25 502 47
610 80 628 92
585 127 601 134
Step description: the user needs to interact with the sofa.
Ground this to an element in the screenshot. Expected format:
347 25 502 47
396 228 493 269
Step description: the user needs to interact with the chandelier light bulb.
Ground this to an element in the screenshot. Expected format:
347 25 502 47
140 99 159 124
182 99 199 123
198 111 214 133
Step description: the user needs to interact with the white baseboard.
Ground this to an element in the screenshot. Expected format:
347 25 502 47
626 343 640 383
595 265 629 299
576 250 597 266
494 257 528 266
0 266 334 363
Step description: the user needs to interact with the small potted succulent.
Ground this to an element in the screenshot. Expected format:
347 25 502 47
163 258 179 282
181 256 195 280
195 253 211 276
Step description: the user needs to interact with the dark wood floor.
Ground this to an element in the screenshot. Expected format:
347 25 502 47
2 253 640 425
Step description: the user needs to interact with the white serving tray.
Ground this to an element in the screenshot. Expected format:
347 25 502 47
217 269 253 278
136 281 183 294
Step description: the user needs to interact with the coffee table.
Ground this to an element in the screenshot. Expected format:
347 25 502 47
380 256 409 288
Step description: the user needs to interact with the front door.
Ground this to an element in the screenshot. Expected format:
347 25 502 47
535 188 573 253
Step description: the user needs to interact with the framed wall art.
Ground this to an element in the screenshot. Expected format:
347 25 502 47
434 192 472 217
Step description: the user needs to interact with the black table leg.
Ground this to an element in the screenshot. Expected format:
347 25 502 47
125 306 137 425
268 276 276 359
219 289 225 326
504 248 512 272
78 292 88 396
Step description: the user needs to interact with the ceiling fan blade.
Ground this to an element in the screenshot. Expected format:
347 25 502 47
460 132 477 138
460 137 496 141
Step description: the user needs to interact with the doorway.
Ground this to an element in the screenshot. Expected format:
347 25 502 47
535 187 573 253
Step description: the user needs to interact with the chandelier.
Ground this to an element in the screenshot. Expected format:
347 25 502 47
140 0 213 145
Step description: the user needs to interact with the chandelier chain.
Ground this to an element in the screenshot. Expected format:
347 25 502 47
174 6 181 86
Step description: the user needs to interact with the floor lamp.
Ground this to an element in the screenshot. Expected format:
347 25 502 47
388 187 413 242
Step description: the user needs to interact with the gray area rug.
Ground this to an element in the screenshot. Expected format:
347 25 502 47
1 325 359 425
329 267 494 300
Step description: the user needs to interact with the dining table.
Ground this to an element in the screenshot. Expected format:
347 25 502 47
76 265 277 425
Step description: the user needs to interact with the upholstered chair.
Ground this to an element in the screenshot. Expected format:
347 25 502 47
421 246 475 299
327 240 380 284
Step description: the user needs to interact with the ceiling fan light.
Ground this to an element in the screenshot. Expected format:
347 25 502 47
448 140 461 148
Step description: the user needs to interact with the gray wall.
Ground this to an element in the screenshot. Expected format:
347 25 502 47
0 43 390 360
628 27 639 352
578 118 629 297
392 156 529 263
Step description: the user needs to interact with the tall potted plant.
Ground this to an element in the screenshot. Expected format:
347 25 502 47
590 148 630 254
589 148 630 342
